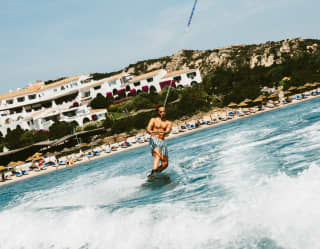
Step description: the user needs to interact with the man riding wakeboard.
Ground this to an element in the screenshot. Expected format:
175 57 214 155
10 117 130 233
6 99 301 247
146 106 172 178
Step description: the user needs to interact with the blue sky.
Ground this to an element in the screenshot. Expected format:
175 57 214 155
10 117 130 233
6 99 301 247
0 0 319 94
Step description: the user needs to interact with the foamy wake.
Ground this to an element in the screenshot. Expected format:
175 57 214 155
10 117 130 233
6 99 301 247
1 164 320 249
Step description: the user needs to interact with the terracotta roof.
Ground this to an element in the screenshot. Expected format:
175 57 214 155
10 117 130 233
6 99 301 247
0 84 42 101
106 72 125 82
42 75 82 90
130 70 162 83
81 73 125 91
0 75 81 101
162 69 196 79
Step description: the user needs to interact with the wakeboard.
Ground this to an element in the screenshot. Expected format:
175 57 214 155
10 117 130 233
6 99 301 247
147 172 170 182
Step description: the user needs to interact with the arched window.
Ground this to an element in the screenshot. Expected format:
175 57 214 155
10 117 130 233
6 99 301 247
149 85 157 93
125 85 131 92
83 117 90 124
113 89 118 95
191 81 197 86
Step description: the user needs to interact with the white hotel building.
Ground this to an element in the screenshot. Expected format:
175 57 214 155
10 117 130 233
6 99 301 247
0 68 201 136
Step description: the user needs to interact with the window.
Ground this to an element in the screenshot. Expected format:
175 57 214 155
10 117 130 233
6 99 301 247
61 86 65 90
133 81 141 87
173 76 182 82
187 72 197 79
54 88 58 92
6 99 13 105
28 94 36 100
147 78 153 83
94 85 101 90
17 97 25 102
83 91 90 98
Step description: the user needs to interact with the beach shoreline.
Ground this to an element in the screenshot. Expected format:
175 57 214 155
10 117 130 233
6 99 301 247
1 93 319 187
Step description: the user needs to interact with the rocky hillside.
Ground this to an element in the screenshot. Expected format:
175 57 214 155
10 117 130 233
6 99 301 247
122 38 320 76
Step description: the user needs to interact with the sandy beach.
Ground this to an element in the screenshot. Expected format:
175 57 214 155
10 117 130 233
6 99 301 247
1 92 319 187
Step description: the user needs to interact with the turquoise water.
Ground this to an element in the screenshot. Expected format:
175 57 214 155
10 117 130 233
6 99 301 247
1 99 320 249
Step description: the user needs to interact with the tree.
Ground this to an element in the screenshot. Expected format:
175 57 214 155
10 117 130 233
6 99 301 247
49 121 75 140
90 95 108 109
178 87 209 115
103 116 113 130
4 126 24 150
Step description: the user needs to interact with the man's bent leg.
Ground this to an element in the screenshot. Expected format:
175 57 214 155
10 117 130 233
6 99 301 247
156 156 168 172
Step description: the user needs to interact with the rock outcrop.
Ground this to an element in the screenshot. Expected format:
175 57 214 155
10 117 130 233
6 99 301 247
123 38 320 76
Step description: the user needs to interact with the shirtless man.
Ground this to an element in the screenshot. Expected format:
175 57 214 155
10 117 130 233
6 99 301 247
146 106 173 177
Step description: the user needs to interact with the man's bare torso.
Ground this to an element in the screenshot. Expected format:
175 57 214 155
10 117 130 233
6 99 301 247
148 117 171 140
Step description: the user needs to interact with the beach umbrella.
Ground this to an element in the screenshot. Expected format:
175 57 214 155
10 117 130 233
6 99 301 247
45 152 53 157
88 141 99 147
32 156 43 161
32 152 42 157
283 91 291 96
0 166 7 171
62 147 73 153
253 96 264 103
15 161 25 166
297 86 306 91
228 102 238 108
288 86 297 91
305 83 313 88
243 98 252 103
238 101 248 107
95 138 103 144
268 94 279 100
26 156 34 162
7 161 16 167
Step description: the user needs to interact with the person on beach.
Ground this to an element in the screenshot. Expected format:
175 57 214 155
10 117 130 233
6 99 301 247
146 106 172 177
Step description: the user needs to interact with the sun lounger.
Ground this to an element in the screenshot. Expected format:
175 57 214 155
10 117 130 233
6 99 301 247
172 128 179 134
22 170 28 175
16 172 22 177
137 137 144 143
220 116 227 121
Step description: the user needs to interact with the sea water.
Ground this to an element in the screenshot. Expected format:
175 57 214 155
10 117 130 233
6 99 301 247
1 98 320 249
